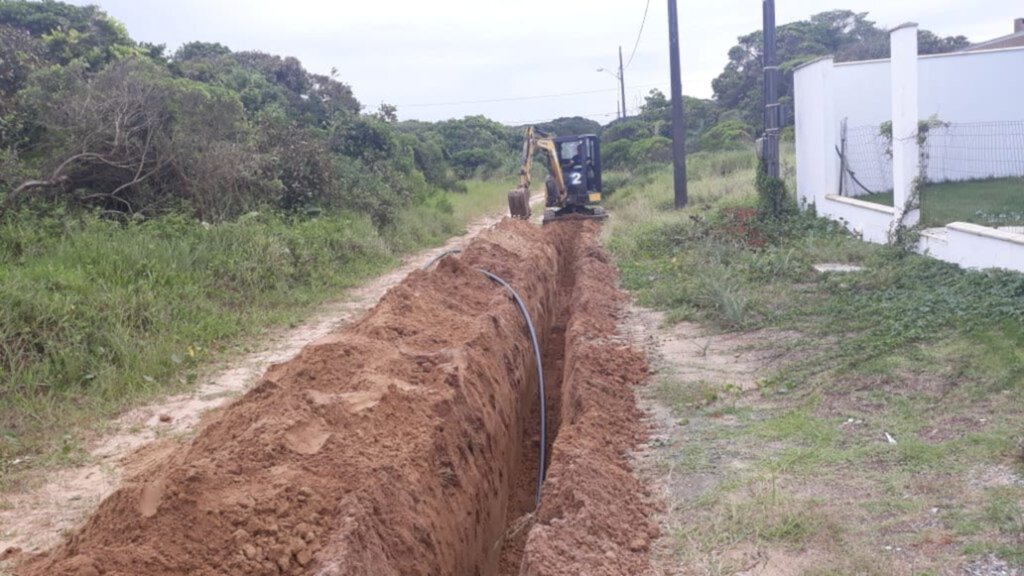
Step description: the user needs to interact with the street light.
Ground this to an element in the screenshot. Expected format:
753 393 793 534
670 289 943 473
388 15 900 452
596 46 627 118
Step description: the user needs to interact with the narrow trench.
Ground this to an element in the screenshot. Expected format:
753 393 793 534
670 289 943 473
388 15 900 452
492 239 576 576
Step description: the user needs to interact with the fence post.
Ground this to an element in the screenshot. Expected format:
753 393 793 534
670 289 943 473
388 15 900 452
890 23 920 228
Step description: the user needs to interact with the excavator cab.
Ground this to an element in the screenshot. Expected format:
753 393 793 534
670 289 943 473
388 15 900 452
508 127 606 224
551 135 602 207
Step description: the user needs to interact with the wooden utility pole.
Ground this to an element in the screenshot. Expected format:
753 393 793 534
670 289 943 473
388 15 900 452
668 0 688 208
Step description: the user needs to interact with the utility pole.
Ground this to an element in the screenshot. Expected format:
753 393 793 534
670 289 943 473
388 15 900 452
618 46 627 118
762 0 781 179
668 0 688 208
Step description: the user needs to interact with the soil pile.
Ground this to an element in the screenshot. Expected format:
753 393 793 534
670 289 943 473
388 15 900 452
19 219 653 576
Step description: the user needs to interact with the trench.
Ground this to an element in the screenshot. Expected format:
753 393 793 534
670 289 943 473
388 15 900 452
18 219 650 576
490 231 576 576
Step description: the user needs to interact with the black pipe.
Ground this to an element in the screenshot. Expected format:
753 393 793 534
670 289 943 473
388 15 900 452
478 270 548 510
423 255 549 509
422 248 463 270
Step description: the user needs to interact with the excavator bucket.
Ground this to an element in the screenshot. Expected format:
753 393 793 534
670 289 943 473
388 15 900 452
508 186 531 220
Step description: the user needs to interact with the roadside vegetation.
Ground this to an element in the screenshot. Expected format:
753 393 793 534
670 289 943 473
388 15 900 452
606 150 1024 573
0 180 511 474
0 0 526 474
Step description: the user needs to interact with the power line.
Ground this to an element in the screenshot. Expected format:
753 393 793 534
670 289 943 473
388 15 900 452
502 111 619 126
398 84 660 108
624 0 652 69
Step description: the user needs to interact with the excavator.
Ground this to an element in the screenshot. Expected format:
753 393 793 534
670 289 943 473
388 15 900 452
507 126 607 224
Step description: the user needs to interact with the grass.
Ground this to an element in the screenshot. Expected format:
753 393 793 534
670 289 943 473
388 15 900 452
860 177 1024 227
0 179 513 479
607 152 1024 573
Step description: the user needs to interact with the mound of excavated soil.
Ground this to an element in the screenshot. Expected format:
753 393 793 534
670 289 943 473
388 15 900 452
19 219 653 576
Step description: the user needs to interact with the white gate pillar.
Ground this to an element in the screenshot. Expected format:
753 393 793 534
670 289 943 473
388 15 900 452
890 23 920 228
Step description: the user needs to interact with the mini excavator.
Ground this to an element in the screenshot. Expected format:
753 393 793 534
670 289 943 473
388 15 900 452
507 126 607 224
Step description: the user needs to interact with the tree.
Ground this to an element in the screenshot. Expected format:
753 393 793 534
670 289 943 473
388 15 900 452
712 10 969 129
0 0 136 69
600 89 721 158
173 41 232 62
374 103 398 123
0 25 45 109
6 57 258 219
531 116 601 137
0 0 505 227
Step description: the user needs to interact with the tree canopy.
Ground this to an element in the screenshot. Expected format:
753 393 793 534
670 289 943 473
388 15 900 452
712 10 969 128
0 0 521 225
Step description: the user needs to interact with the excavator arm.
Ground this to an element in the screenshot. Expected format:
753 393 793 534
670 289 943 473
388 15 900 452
508 127 564 219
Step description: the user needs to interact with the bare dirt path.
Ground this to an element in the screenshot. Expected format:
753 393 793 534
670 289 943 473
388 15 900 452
624 302 1024 576
621 306 793 576
0 199 538 560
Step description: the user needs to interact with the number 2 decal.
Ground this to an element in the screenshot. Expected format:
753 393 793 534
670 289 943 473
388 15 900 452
570 172 583 186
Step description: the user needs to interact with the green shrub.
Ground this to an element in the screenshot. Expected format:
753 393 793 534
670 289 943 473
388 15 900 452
700 119 755 152
602 140 635 170
630 136 673 165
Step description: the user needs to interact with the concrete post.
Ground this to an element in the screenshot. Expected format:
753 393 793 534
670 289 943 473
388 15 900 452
890 23 920 228
794 57 836 208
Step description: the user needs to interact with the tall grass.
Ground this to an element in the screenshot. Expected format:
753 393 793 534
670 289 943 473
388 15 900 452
603 149 759 241
0 180 513 469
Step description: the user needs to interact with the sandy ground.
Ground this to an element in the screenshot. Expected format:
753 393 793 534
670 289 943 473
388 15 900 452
0 199 539 559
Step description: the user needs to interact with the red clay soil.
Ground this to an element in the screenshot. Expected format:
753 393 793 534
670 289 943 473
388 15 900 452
17 219 653 576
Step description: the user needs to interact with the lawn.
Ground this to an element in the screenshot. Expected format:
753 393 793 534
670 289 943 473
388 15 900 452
860 177 1024 227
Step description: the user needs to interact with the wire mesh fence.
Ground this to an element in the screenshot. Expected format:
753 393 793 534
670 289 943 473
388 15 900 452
837 120 1024 227
840 124 892 196
839 120 1024 197
927 122 1024 183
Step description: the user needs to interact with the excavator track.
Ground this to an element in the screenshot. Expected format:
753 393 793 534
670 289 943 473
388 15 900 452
542 206 607 225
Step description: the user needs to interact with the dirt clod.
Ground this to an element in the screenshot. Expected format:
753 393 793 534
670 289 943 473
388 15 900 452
628 538 649 553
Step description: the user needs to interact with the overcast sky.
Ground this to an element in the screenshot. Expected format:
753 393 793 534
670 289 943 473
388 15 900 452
67 0 1018 125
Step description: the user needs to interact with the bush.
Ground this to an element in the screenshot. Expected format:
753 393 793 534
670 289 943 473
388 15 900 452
601 117 654 144
450 148 503 179
630 136 673 165
602 140 635 170
700 119 755 152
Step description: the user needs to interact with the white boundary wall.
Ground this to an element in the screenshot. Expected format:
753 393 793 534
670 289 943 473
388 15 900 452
794 28 1024 273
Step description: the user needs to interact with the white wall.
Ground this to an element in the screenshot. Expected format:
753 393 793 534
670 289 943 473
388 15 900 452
819 195 894 244
794 41 1024 275
794 58 836 208
831 47 1024 129
802 46 1024 195
921 224 1024 273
